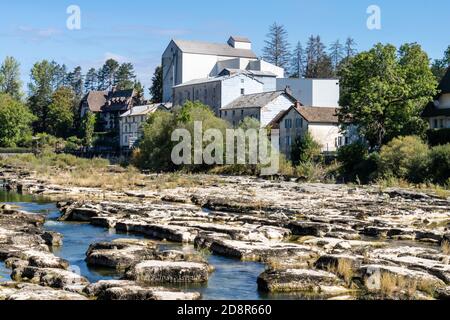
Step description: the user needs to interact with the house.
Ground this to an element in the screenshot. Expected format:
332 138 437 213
172 72 264 115
276 78 340 108
119 103 171 149
269 102 356 157
220 90 297 127
162 36 284 102
422 68 450 129
80 88 143 131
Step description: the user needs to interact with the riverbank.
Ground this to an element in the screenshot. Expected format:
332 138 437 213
1 162 450 300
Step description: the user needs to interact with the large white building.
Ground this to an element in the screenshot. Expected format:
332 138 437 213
276 78 340 108
162 36 284 102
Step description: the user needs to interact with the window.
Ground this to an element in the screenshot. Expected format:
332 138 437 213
440 119 445 128
295 118 303 128
241 110 244 116
285 136 291 147
233 110 236 117
241 89 245 95
285 119 292 129
434 119 439 129
241 79 245 83
225 111 228 117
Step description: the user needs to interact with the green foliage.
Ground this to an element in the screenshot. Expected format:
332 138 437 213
431 45 450 82
427 129 450 147
47 87 77 138
379 136 430 183
291 132 322 165
337 142 379 183
429 144 450 185
0 56 22 100
64 136 83 153
115 63 136 90
339 43 437 149
80 112 96 147
263 23 291 69
0 94 35 147
33 133 66 155
149 66 163 103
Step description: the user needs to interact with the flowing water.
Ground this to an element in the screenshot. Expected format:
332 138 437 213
0 189 269 300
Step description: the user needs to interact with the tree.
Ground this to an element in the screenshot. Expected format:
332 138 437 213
339 43 437 149
0 93 35 147
289 42 306 78
97 59 119 90
28 60 57 133
53 63 69 89
291 132 322 165
134 81 144 100
149 66 163 103
329 40 344 75
305 36 333 78
84 68 98 92
47 87 76 138
66 66 84 98
0 57 22 100
431 45 450 82
344 37 358 60
80 112 96 147
262 23 291 69
115 63 136 90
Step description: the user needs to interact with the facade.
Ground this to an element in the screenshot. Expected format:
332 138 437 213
172 73 264 115
220 90 297 127
80 88 142 131
162 36 284 102
269 103 357 157
422 68 450 129
276 78 340 108
119 103 171 149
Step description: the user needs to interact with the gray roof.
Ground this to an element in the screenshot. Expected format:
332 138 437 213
120 103 169 117
221 90 296 110
229 36 251 43
219 68 276 78
173 39 257 59
172 73 263 88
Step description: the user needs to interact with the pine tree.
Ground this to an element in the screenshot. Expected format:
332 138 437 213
149 66 163 103
262 22 291 69
115 63 136 90
305 36 333 78
84 68 98 92
344 37 358 60
329 40 344 75
67 66 83 98
97 59 119 90
289 42 306 78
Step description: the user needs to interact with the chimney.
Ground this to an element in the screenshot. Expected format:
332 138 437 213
294 101 302 109
227 36 252 50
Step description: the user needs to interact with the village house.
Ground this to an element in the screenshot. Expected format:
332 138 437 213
422 68 450 129
119 103 171 149
172 72 265 115
269 102 357 158
162 36 284 102
80 88 143 131
220 90 297 127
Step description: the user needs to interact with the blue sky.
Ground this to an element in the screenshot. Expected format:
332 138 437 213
1 0 450 96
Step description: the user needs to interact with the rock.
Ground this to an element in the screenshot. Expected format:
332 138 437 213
41 231 63 247
287 221 331 237
11 266 89 292
11 250 69 269
257 269 340 293
125 260 210 284
0 282 88 300
84 280 200 300
115 221 198 243
90 216 117 229
314 254 361 271
85 239 156 270
436 286 450 300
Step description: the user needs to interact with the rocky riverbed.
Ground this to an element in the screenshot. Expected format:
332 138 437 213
1 167 450 300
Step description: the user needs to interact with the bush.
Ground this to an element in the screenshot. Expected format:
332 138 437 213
337 141 378 183
378 136 430 183
429 144 450 184
291 132 322 165
427 129 450 146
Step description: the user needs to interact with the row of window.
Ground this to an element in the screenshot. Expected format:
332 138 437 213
284 135 350 148
284 118 303 129
433 118 448 129
122 115 146 124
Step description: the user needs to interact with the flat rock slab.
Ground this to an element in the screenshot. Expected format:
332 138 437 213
125 260 210 284
257 269 340 293
205 238 313 261
12 250 69 270
115 221 198 243
0 282 88 300
85 280 201 300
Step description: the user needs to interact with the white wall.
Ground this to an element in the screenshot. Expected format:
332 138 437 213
221 75 264 109
260 95 293 127
276 79 340 107
308 124 341 152
438 94 450 108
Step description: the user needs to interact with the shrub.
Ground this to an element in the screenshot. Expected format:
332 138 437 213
337 142 378 183
378 136 430 183
429 144 450 184
427 129 450 146
290 132 322 165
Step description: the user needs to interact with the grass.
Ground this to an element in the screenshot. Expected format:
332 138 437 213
442 240 450 255
376 176 450 199
326 258 354 287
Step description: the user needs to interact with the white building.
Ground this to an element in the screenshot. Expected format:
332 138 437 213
220 90 297 127
162 36 284 102
276 78 340 108
422 68 450 129
172 73 265 115
119 104 171 149
269 102 358 157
